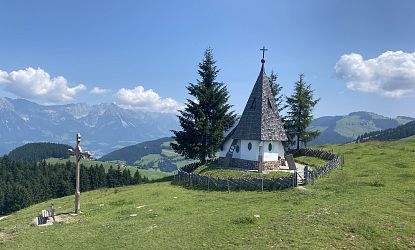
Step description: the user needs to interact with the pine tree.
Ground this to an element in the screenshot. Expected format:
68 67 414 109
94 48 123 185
171 48 236 164
285 74 320 150
268 71 287 114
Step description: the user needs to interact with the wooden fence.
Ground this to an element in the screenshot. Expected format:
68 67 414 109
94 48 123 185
173 162 296 191
295 148 344 184
173 148 343 191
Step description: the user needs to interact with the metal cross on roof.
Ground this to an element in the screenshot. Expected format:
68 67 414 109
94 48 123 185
68 133 91 214
260 46 268 60
260 46 268 64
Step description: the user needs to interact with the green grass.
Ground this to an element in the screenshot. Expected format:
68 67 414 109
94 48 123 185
294 155 328 168
194 164 291 179
1 139 415 249
45 157 170 181
137 169 172 180
134 154 162 167
400 135 415 141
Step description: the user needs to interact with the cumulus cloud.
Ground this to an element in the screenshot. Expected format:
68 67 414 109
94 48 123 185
335 51 415 97
90 87 112 95
114 85 182 113
0 67 86 102
0 70 9 83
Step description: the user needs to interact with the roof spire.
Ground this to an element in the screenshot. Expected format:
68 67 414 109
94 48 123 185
260 46 268 64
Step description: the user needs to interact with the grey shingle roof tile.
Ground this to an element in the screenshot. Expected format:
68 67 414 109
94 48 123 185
233 64 288 141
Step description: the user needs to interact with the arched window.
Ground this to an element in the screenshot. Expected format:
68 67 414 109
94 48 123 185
235 145 240 153
268 143 272 152
248 142 252 151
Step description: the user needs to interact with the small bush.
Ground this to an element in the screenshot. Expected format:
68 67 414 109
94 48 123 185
232 216 256 225
394 162 409 168
369 180 384 187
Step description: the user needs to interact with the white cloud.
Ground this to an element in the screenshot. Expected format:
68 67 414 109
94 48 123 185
90 87 111 95
0 70 9 83
114 85 182 113
335 51 415 98
0 67 86 102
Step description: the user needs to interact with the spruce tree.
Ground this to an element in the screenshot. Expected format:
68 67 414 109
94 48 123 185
268 71 287 114
171 48 236 164
285 74 320 150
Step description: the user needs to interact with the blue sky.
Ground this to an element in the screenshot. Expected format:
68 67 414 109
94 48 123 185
0 0 414 117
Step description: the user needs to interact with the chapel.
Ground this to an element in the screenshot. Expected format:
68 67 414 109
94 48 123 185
218 50 288 171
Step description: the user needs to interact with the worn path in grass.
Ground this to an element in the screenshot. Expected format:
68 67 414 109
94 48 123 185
1 139 415 249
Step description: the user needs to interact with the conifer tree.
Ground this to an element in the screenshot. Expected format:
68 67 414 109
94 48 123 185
285 74 320 150
268 71 287 115
171 48 236 164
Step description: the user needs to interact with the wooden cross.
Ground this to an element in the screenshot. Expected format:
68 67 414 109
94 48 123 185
68 133 91 214
260 46 268 60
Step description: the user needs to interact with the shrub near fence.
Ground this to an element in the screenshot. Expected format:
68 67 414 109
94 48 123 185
174 162 296 191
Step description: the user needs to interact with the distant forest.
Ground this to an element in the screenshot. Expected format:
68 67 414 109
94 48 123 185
8 142 72 162
0 157 148 215
356 120 415 142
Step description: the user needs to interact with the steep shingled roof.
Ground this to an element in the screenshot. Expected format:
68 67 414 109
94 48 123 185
232 63 288 141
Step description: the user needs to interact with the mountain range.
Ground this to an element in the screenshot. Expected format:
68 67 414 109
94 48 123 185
0 97 179 156
1 97 414 157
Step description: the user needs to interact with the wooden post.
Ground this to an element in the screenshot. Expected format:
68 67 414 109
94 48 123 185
68 133 91 214
258 142 264 173
304 166 307 185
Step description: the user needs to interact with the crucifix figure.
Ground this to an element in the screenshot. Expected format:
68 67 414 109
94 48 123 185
68 133 91 214
260 46 268 64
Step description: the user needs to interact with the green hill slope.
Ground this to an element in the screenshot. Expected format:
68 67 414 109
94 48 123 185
100 137 195 172
1 139 414 249
357 120 415 142
7 142 72 162
309 111 414 145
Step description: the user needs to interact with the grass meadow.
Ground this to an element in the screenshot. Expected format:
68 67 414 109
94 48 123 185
1 139 414 249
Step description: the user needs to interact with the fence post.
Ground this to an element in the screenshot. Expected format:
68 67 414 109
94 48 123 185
227 179 230 193
207 177 210 191
293 171 297 187
304 166 308 185
261 178 264 193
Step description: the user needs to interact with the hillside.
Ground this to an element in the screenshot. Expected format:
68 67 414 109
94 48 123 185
356 120 415 142
45 157 172 181
7 142 72 162
0 97 179 156
1 139 414 249
100 137 195 172
309 111 414 145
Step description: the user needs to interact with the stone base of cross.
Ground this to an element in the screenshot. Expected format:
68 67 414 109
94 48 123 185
68 133 91 214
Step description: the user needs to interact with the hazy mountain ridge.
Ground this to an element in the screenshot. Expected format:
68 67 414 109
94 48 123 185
0 97 179 156
309 111 414 145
